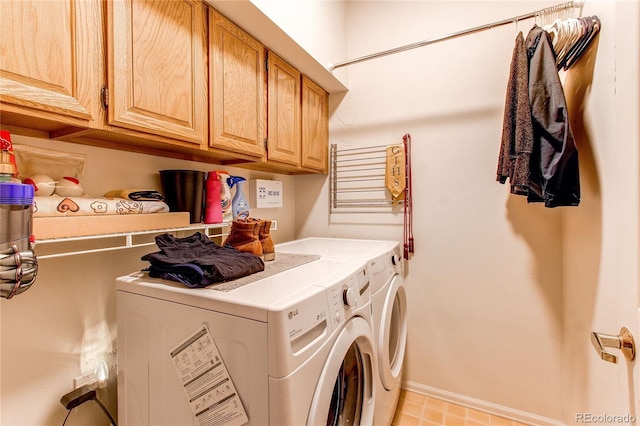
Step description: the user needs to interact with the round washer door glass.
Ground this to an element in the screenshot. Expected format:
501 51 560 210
327 342 363 426
307 317 375 426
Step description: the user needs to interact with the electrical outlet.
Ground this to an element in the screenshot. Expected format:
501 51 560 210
74 371 96 389
270 220 277 231
61 385 96 410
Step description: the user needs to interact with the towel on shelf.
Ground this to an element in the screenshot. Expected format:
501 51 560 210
33 195 169 217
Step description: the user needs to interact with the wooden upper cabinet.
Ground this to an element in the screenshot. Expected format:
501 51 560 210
0 1 330 173
301 76 329 173
267 52 301 167
106 0 207 145
209 9 266 158
0 0 102 125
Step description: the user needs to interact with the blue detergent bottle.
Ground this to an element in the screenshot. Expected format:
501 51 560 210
228 176 249 218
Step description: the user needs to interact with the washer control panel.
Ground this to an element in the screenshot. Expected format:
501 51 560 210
367 245 403 294
325 266 369 328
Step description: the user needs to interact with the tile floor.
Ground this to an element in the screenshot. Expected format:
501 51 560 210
391 390 531 426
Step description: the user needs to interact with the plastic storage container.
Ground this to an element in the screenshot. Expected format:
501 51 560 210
0 181 37 299
216 171 232 222
228 176 249 218
203 172 223 224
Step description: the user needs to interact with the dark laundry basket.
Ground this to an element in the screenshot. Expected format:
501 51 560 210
159 170 205 223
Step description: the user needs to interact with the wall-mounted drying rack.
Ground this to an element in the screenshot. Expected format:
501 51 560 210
330 134 414 259
329 0 584 70
330 143 402 213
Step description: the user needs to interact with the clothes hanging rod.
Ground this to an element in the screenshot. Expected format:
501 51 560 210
328 0 584 70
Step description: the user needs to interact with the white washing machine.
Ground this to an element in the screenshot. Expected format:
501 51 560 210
277 238 408 426
116 255 376 425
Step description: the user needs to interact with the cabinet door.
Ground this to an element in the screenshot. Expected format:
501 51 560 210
267 52 301 167
301 76 329 173
107 0 206 145
209 9 266 158
0 0 102 124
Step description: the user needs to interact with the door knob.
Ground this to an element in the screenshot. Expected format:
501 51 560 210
591 327 635 363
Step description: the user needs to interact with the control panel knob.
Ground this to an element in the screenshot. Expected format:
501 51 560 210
343 287 357 307
391 254 401 265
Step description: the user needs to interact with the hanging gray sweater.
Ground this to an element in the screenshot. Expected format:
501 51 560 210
496 31 534 195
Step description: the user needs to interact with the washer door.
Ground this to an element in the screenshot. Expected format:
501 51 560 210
378 274 408 390
307 316 375 426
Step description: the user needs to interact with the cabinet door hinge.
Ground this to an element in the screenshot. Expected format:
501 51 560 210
264 138 268 152
101 86 109 110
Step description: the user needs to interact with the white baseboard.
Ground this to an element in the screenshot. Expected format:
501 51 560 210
402 381 565 426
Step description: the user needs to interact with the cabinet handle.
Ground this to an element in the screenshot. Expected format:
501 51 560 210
101 86 109 110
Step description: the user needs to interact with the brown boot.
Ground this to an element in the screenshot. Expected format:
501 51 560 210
224 218 263 258
257 219 275 261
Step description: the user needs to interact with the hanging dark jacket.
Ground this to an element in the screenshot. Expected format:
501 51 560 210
525 25 580 207
496 31 534 195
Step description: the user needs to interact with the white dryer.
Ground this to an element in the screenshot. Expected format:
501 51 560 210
277 238 408 426
116 256 376 425
366 245 406 426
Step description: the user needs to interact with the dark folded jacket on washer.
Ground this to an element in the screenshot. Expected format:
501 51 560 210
141 232 264 287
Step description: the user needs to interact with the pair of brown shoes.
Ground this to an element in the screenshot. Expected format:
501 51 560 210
223 218 275 261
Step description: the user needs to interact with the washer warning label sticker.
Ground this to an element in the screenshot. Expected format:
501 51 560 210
170 324 248 426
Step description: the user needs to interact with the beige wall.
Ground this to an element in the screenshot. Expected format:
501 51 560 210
250 0 348 85
562 0 640 419
293 0 639 424
318 0 566 419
